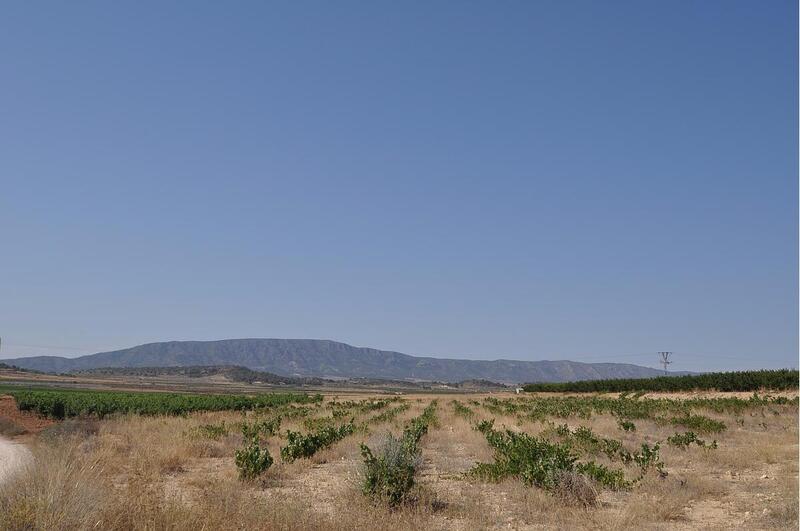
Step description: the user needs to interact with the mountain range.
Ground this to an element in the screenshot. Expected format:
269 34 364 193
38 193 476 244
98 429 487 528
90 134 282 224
2 338 678 384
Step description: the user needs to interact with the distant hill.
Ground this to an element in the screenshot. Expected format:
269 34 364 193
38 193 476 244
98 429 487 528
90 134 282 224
3 339 678 384
72 365 328 386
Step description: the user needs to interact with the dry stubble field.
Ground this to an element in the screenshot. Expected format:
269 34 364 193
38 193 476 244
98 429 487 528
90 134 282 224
0 389 797 530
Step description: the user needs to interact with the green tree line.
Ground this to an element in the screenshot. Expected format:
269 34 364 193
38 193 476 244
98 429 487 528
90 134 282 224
522 369 798 393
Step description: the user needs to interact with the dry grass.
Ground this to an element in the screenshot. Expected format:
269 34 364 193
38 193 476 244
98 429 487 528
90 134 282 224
0 393 796 530
0 437 106 530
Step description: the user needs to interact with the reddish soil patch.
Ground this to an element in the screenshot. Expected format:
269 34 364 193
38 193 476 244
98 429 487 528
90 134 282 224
0 395 56 434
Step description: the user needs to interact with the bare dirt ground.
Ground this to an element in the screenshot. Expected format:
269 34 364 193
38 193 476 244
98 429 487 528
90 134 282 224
0 395 56 435
0 390 797 530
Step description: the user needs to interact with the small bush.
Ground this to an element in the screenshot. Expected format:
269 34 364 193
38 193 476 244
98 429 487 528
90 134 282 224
618 420 636 432
360 434 418 506
554 470 598 506
235 438 273 480
359 401 438 506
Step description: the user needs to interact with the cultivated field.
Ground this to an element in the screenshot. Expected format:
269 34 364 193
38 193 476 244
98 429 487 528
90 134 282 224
0 388 797 530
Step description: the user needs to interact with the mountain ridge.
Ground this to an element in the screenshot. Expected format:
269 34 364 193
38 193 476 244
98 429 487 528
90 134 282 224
2 338 681 384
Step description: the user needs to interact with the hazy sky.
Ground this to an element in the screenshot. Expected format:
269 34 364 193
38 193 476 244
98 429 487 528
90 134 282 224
1 1 797 372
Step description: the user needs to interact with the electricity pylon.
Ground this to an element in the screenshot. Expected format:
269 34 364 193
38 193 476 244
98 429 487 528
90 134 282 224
658 351 672 375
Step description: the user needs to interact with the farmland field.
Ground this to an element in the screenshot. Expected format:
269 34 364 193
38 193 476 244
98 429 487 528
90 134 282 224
0 387 797 530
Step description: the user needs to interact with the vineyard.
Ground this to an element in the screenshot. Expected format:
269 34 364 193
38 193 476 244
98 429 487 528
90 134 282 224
522 369 799 393
2 387 320 419
0 388 797 530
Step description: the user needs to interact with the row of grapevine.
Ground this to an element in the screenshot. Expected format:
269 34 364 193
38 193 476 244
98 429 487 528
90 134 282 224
281 420 357 462
282 400 413 461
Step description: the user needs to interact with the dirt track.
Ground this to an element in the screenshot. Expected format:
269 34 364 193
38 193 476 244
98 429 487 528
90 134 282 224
0 436 31 485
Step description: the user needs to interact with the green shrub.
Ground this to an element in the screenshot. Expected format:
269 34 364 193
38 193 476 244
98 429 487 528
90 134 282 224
235 438 273 480
618 420 636 432
472 420 579 489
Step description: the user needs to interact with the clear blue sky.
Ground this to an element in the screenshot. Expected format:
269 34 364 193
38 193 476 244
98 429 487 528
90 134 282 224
1 1 796 372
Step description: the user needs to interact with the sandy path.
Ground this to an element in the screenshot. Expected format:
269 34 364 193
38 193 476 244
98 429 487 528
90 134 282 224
0 435 31 485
